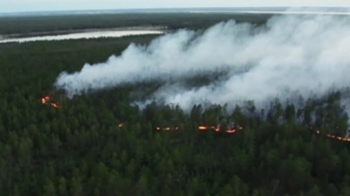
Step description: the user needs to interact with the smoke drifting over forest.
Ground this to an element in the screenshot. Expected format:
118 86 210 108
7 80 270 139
55 14 350 113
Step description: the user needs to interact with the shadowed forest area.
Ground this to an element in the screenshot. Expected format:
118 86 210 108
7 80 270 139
1 14 350 196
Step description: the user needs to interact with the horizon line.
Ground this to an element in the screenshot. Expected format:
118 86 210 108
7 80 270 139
1 6 350 15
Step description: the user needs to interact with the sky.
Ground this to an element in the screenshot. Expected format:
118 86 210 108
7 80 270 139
0 0 349 13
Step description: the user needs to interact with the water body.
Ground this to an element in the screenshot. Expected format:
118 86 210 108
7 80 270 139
2 9 350 43
0 29 165 43
1 7 349 17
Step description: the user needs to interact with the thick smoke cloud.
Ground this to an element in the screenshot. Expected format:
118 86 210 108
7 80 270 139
55 14 350 114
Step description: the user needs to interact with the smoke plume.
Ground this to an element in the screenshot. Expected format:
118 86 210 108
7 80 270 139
55 13 350 115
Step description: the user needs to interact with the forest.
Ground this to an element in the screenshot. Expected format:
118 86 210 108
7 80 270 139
1 18 350 195
0 13 272 35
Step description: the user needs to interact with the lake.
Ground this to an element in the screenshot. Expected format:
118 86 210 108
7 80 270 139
0 29 165 43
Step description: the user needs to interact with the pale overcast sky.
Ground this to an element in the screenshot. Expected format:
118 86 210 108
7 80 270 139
1 0 349 13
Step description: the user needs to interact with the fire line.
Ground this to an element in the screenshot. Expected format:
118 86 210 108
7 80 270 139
41 96 350 142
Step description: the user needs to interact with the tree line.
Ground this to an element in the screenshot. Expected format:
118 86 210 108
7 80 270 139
0 13 272 35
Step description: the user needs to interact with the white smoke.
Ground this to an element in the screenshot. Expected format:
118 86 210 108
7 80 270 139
55 13 350 116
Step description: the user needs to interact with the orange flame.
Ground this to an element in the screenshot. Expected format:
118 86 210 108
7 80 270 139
199 126 207 130
41 95 60 108
40 92 350 142
116 123 350 142
310 127 350 142
42 96 49 104
197 125 241 134
226 129 236 134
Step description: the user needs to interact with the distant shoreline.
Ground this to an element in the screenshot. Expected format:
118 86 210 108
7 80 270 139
0 26 167 40
1 7 350 16
2 10 350 41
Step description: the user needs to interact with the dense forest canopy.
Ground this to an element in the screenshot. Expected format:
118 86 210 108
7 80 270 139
1 14 350 195
0 13 272 35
